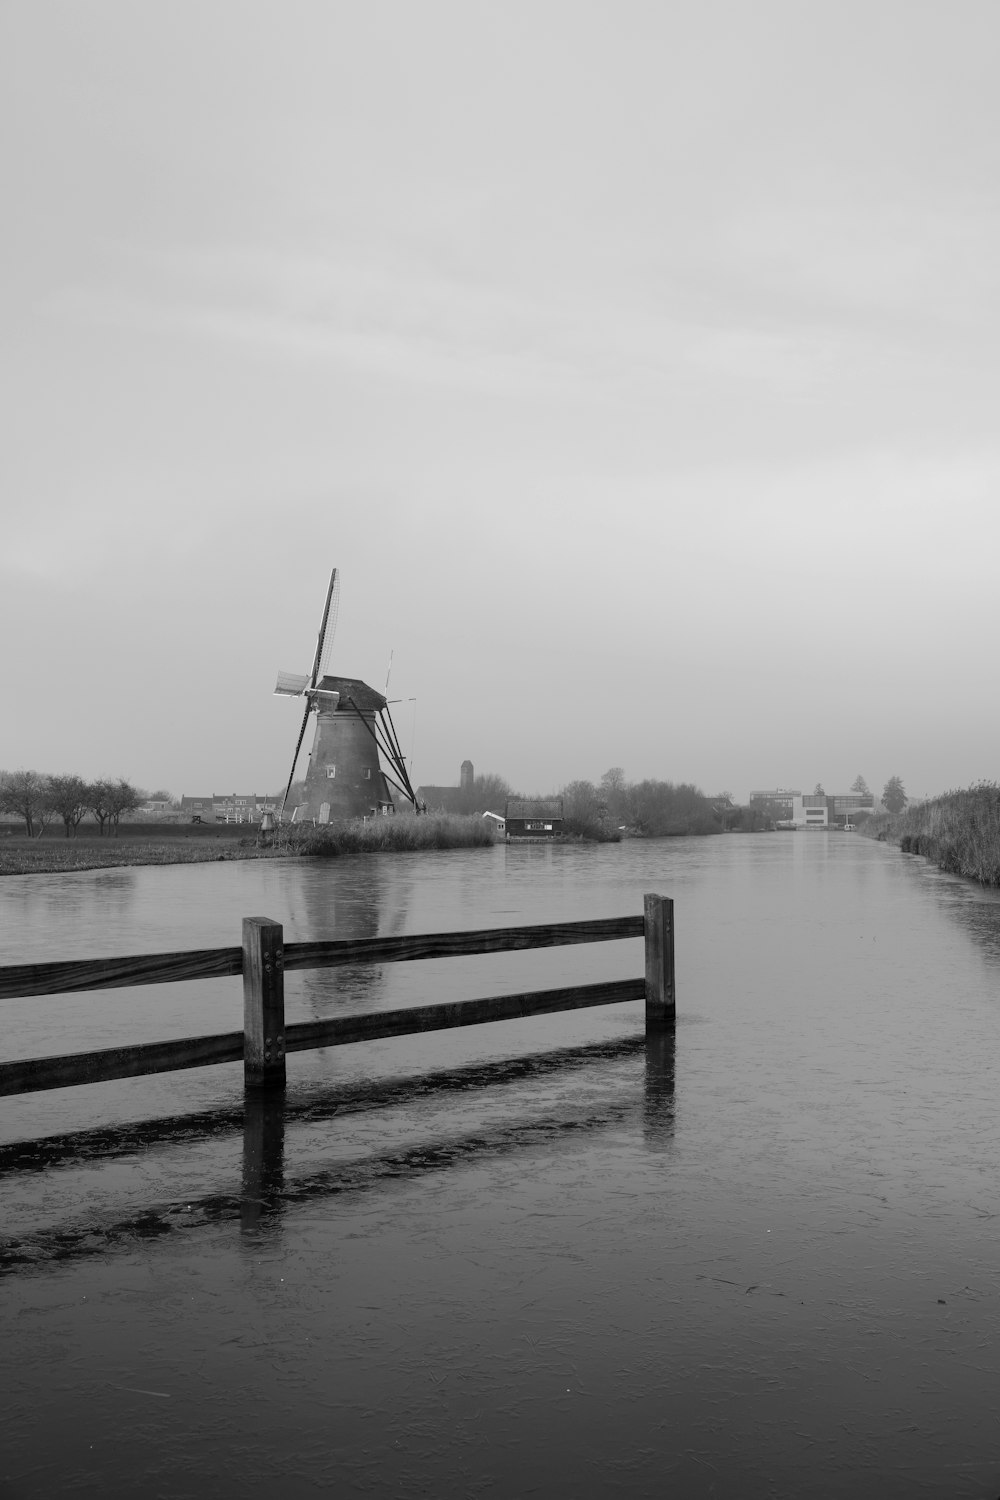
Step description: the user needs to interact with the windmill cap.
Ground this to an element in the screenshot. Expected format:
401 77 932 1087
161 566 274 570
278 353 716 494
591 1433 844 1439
316 676 387 712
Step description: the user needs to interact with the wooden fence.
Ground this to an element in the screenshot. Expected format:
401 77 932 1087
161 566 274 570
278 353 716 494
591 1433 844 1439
0 894 674 1098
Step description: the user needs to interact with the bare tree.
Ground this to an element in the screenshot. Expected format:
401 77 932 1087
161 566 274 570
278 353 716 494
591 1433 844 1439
87 778 114 836
47 774 90 838
600 767 628 824
626 779 717 836
106 778 142 836
561 779 602 835
0 769 51 838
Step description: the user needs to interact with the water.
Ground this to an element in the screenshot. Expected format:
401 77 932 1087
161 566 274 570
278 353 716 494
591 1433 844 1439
4 835 1000 1496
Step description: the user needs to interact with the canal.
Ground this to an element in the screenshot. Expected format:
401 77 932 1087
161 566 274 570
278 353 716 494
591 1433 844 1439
3 834 1000 1496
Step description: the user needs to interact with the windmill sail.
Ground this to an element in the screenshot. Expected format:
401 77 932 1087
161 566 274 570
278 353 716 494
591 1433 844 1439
276 567 340 817
317 569 341 680
274 670 311 697
280 700 313 819
310 567 340 688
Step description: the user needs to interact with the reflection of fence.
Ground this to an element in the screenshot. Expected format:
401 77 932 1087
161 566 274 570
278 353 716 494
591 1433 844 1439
0 894 674 1098
0 1036 677 1266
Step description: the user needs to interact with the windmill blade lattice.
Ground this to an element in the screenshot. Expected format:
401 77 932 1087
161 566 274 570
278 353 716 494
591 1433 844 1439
312 568 341 686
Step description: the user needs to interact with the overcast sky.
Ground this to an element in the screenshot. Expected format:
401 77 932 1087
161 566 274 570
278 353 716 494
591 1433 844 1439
3 1 998 804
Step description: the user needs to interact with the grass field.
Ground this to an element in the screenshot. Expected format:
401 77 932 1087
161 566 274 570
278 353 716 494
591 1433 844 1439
0 829 264 876
0 814 496 876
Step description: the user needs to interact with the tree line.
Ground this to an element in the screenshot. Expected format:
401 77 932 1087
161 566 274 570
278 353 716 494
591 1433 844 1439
447 766 722 838
560 768 721 837
0 770 145 837
458 767 910 836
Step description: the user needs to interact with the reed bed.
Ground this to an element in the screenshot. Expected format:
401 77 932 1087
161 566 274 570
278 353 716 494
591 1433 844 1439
862 783 1000 886
295 813 496 857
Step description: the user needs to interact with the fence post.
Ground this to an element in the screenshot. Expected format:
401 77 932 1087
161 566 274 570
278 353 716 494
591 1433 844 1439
643 893 675 1030
243 916 286 1089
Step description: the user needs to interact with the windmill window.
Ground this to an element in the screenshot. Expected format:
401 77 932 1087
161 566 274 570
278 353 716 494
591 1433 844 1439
362 768 372 780
326 766 336 778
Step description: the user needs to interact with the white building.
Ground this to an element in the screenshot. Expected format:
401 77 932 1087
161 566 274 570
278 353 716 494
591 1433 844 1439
788 792 875 828
791 794 829 828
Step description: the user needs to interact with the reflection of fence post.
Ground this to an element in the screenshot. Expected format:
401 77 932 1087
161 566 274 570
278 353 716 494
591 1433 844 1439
643 894 675 1030
643 1027 676 1146
243 917 286 1089
241 1088 286 1230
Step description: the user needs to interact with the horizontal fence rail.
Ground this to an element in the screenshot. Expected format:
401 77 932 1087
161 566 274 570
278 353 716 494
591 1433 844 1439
0 1034 245 1097
0 947 244 1000
283 980 646 1053
0 917 644 1001
0 897 673 1098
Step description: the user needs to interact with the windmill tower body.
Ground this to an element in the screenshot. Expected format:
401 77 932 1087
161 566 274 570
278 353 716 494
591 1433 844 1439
301 676 393 823
275 568 421 824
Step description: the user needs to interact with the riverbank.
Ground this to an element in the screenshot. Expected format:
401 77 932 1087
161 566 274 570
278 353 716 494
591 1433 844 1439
0 835 270 876
0 814 497 876
861 783 1000 886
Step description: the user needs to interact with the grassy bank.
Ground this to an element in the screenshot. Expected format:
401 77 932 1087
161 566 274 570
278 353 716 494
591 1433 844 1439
861 784 1000 886
0 837 270 876
0 814 496 875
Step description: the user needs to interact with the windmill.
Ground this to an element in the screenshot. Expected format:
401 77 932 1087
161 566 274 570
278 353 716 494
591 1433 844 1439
274 568 421 823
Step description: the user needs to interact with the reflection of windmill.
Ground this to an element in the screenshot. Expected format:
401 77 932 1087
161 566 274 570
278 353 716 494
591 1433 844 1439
274 567 420 823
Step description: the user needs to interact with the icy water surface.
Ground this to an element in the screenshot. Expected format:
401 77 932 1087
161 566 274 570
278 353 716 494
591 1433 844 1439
3 835 1000 1496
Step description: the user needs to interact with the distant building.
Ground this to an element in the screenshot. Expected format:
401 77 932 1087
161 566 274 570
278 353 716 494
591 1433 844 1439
783 792 877 828
505 797 564 839
417 785 465 813
749 787 875 829
829 793 876 821
179 794 277 824
482 810 506 837
749 789 801 817
792 794 829 828
418 762 475 813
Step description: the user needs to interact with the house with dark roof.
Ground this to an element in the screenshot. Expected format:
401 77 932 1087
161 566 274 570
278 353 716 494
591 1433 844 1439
504 797 564 840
